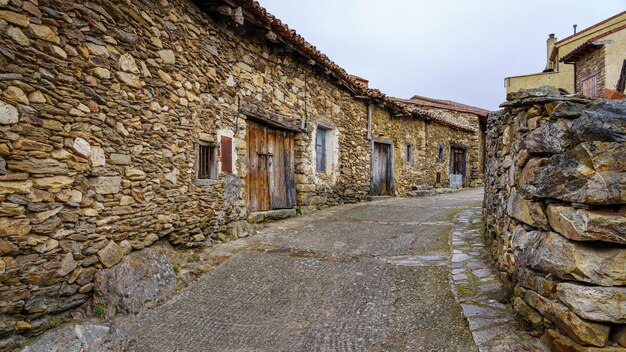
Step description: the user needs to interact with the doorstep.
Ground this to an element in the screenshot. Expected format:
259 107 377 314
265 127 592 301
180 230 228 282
247 208 298 224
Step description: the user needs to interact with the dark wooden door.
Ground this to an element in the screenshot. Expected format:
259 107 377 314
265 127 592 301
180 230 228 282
372 142 393 196
246 121 296 211
450 147 467 186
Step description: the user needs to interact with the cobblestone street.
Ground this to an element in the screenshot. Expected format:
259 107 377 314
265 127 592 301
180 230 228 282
108 188 530 352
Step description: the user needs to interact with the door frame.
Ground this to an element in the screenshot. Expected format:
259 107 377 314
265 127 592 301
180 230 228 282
370 137 395 196
449 143 467 187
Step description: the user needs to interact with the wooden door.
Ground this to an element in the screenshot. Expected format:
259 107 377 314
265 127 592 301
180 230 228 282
246 121 296 211
372 142 393 196
450 147 467 187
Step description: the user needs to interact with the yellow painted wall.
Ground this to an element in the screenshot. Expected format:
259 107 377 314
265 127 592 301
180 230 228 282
505 12 626 94
603 30 626 90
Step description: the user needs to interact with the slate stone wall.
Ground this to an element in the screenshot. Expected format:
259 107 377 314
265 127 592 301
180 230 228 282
0 0 482 347
484 86 626 350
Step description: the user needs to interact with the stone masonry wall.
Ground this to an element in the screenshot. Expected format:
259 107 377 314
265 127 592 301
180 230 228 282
484 86 626 350
575 46 606 97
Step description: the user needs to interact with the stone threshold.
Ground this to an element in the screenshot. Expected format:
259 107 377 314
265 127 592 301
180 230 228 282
247 208 298 224
448 207 548 352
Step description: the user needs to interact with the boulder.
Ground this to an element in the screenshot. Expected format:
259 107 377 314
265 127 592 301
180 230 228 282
572 99 626 143
557 283 626 324
520 142 625 204
550 101 588 119
547 205 626 244
22 323 111 352
523 289 610 347
525 231 626 286
96 241 124 268
93 243 175 317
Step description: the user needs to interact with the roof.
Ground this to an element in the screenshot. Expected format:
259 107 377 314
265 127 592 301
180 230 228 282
560 23 626 63
200 0 480 132
556 10 626 46
393 95 490 119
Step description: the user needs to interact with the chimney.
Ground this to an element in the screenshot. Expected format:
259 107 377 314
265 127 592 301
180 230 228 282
350 75 369 88
573 24 578 34
545 33 557 71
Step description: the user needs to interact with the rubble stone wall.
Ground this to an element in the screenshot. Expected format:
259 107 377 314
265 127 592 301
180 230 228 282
484 87 626 350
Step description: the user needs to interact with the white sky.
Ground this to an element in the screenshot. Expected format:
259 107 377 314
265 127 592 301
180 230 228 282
257 0 625 110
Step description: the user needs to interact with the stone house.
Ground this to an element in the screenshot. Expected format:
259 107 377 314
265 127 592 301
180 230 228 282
505 10 626 95
0 0 485 343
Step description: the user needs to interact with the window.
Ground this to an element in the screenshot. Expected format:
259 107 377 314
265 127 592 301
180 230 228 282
581 73 600 98
406 144 413 164
437 145 445 163
197 144 218 180
315 126 330 173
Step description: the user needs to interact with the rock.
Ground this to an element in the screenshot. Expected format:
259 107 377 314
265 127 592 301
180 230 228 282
27 91 46 103
9 158 69 175
116 72 143 88
0 100 18 124
0 156 5 174
519 86 561 99
0 10 29 27
541 329 624 352
22 323 111 352
512 297 543 328
92 68 111 80
30 206 62 224
614 325 626 347
93 243 175 316
97 241 124 268
109 153 131 165
125 168 146 181
525 119 573 154
523 289 610 347
29 24 60 43
119 196 134 206
506 188 547 229
119 53 139 73
90 146 106 167
0 202 24 216
72 137 91 158
157 49 176 64
550 101 588 119
0 218 31 236
0 180 33 195
557 283 626 323
525 231 626 286
547 204 626 244
572 99 626 143
520 142 626 205
6 26 29 46
88 176 121 195
32 176 74 189
57 253 78 276
3 86 29 104
85 43 109 57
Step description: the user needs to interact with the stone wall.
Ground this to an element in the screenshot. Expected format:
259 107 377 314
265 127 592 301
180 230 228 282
575 46 606 97
0 0 484 346
484 86 626 350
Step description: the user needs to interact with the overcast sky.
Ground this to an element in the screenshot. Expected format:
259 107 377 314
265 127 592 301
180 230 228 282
258 0 625 110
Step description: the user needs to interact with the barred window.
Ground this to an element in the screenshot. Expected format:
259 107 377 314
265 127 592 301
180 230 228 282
197 144 218 180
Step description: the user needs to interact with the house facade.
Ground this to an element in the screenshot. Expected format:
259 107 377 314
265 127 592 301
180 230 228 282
505 11 626 96
0 0 486 343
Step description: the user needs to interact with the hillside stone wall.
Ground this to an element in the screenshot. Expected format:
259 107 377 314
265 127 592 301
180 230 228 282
484 86 626 351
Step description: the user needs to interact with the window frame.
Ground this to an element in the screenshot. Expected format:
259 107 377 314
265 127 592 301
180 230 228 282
196 142 218 182
315 126 331 173
406 144 414 165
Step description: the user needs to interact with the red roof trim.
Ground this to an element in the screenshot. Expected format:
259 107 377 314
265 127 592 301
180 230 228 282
556 11 626 45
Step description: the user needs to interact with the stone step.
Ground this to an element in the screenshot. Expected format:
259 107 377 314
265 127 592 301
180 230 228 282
247 209 297 224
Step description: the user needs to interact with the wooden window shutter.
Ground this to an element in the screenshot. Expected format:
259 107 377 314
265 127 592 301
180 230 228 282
221 136 233 173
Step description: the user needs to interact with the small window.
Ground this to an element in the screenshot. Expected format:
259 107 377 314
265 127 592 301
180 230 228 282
197 144 218 180
437 145 445 163
406 144 413 164
315 126 330 173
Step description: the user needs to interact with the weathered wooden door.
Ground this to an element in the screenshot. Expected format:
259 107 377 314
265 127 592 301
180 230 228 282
372 142 394 196
246 121 296 211
450 147 467 187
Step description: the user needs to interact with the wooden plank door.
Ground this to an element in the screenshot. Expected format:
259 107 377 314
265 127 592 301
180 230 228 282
450 147 467 187
246 121 296 211
372 142 393 196
247 121 270 211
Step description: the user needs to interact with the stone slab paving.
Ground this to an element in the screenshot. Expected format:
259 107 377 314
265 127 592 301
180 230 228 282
449 206 548 352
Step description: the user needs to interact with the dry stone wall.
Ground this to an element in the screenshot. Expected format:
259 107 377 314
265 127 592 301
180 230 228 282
484 86 626 351
0 0 484 347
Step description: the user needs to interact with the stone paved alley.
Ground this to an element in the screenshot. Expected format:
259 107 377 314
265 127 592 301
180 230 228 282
25 189 544 351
